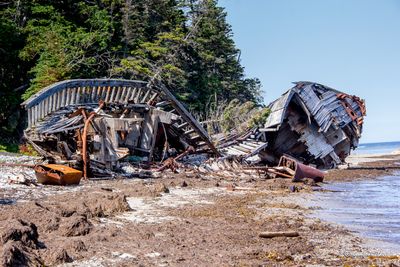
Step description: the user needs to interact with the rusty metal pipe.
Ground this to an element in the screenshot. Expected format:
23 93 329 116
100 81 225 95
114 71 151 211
0 163 35 168
82 101 104 179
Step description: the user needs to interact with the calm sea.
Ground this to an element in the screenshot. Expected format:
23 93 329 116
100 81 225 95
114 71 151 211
312 175 400 246
309 141 400 249
353 141 400 155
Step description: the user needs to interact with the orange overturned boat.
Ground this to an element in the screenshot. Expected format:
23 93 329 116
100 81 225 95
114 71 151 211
34 164 82 185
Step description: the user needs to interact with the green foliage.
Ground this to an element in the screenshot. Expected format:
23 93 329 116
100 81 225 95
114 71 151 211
248 107 271 128
0 0 264 152
0 142 19 153
221 99 270 133
20 3 117 100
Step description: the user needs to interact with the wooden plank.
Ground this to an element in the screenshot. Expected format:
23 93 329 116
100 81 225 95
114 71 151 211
115 86 122 102
105 86 111 102
22 79 148 108
129 87 137 102
39 101 44 120
94 86 100 102
184 129 195 135
124 87 131 103
140 89 150 103
110 86 117 102
134 88 142 103
76 87 81 104
91 86 97 102
157 83 220 156
65 88 71 106
178 122 188 129
147 92 159 105
43 97 49 116
56 91 62 110
82 86 87 103
120 86 127 103
32 104 38 125
52 93 58 112
48 94 53 113
71 88 77 105
101 86 107 101
61 88 66 108
28 108 32 128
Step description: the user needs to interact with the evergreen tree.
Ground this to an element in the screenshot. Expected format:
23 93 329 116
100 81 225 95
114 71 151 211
183 0 262 110
0 0 263 149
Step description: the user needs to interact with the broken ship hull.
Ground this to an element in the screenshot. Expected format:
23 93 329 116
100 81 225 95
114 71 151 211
260 82 366 168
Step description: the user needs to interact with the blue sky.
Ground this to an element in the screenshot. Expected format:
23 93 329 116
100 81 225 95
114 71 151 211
219 0 400 143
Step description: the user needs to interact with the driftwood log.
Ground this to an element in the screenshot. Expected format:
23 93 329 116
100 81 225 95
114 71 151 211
259 231 299 238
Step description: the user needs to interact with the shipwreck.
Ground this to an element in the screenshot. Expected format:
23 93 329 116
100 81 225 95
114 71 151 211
21 79 366 180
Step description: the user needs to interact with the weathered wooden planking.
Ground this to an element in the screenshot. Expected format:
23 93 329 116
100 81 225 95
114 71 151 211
22 79 148 108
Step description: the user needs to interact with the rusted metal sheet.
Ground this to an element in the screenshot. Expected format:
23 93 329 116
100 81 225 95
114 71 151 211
278 156 325 182
34 164 82 185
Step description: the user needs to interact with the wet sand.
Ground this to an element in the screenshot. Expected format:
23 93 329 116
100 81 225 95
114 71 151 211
1 153 400 266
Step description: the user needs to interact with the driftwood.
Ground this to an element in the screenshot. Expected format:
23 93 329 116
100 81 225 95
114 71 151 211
259 231 299 238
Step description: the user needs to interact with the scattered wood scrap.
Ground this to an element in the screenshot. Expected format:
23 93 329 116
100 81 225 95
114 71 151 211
259 231 299 238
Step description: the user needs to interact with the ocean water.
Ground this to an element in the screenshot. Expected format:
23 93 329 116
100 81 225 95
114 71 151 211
353 141 400 155
311 174 400 246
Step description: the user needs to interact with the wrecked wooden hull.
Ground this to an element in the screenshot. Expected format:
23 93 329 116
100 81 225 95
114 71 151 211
22 79 365 179
259 82 366 168
22 79 217 177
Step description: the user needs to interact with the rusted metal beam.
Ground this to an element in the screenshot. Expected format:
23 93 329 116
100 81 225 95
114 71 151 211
81 101 105 179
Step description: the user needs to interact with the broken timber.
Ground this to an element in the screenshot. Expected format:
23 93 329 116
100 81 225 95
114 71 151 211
21 79 218 177
218 82 366 169
21 80 366 179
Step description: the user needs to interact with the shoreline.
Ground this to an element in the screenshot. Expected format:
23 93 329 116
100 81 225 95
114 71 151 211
0 152 399 265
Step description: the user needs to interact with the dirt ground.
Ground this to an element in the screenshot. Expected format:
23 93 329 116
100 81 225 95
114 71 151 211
1 154 400 266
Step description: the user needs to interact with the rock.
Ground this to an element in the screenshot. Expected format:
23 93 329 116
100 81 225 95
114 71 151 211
181 181 188 187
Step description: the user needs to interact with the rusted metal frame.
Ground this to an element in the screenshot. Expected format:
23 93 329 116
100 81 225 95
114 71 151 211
81 101 105 179
337 93 366 118
340 100 358 121
0 163 35 168
242 166 293 179
278 156 325 182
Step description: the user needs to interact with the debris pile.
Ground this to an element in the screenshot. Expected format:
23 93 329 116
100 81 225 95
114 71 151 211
218 82 366 169
21 79 366 182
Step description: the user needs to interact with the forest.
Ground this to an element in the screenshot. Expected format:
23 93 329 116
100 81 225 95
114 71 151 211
0 0 263 151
